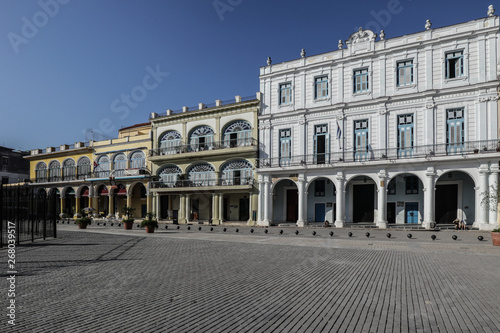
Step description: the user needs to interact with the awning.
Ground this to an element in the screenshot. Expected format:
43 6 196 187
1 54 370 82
81 188 89 197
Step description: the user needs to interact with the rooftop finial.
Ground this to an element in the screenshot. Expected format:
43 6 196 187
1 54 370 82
380 30 386 40
301 49 306 58
267 57 272 66
488 5 495 17
425 19 432 30
338 40 343 49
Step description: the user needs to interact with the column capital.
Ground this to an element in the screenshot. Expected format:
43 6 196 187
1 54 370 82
377 170 387 179
490 163 500 173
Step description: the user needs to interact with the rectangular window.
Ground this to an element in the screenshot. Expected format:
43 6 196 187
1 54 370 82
315 179 325 197
354 119 369 161
279 129 292 166
397 60 413 86
314 124 329 164
445 51 464 79
398 114 414 158
314 76 328 99
2 157 8 172
405 176 419 194
446 108 465 155
279 83 292 105
353 68 369 93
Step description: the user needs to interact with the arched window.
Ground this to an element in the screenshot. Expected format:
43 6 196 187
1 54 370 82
160 131 182 155
223 120 252 147
188 163 215 186
221 160 253 185
158 165 182 187
77 157 91 179
189 126 214 151
96 156 110 178
130 151 146 169
35 162 47 183
62 159 76 180
113 154 127 177
48 160 61 182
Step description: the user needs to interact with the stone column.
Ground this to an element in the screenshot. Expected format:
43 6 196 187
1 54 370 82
179 194 186 224
376 170 387 229
257 176 264 224
423 167 436 229
146 193 152 216
154 193 160 220
60 196 65 217
262 176 271 226
297 176 306 227
247 191 254 225
185 194 191 223
219 193 224 223
107 189 114 218
477 164 489 227
488 164 498 227
335 171 345 228
74 195 81 219
212 193 219 225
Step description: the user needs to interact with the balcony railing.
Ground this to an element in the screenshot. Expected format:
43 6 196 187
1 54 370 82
258 139 500 168
150 138 257 157
32 169 149 183
151 177 254 189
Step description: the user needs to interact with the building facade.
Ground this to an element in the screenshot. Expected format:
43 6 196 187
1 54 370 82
257 9 500 230
0 146 29 184
149 95 260 224
26 123 152 219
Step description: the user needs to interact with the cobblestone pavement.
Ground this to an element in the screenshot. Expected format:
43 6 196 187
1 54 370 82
2 223 500 332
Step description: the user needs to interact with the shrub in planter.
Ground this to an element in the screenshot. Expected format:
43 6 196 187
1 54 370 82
75 217 91 229
141 212 158 233
122 206 136 230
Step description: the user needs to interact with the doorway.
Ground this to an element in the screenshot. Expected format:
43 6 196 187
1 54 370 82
315 203 326 222
353 184 374 222
286 189 298 222
435 184 458 223
239 197 249 221
387 202 396 224
405 202 419 223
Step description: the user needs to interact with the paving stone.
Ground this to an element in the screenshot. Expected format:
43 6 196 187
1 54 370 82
1 224 499 332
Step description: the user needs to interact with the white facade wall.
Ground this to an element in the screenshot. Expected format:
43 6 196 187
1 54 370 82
257 12 500 230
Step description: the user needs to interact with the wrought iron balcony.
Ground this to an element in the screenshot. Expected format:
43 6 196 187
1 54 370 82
257 139 500 168
149 138 257 157
151 177 254 189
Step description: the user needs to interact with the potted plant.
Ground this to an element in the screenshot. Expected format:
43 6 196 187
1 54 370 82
122 206 136 230
491 228 500 246
75 217 91 229
140 212 158 233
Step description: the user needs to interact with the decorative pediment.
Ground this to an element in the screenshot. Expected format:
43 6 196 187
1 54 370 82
345 27 377 55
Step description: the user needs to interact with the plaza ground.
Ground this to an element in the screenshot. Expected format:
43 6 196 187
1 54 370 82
2 224 500 332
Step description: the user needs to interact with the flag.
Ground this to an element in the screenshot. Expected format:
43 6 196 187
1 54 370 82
93 161 98 172
336 120 342 139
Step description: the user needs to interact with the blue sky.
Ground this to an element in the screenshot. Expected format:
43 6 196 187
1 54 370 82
0 0 497 150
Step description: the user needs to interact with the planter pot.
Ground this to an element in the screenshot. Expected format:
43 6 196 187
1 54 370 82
145 226 155 233
491 232 500 246
123 221 134 230
78 223 87 229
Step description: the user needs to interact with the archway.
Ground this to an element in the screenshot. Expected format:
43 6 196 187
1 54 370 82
306 177 336 223
97 185 109 217
386 173 424 224
435 171 475 225
272 179 298 223
347 176 376 222
130 183 147 218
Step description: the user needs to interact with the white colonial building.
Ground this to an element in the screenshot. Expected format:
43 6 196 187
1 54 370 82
257 7 500 230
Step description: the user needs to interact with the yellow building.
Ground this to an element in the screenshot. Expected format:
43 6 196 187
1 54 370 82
149 94 260 225
25 123 152 219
